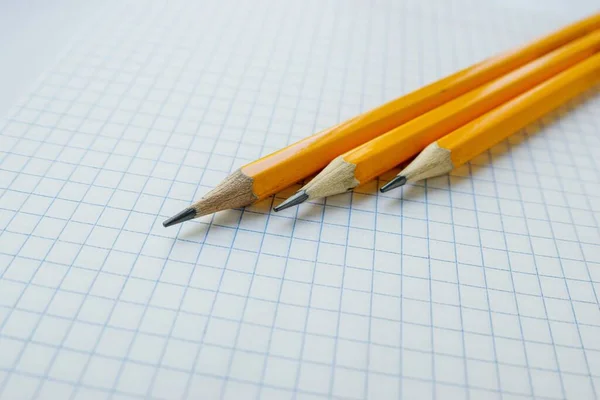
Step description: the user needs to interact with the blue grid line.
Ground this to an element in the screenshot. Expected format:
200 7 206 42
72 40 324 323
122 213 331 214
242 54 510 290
3 268 600 338
2 121 587 210
419 5 436 395
129 2 239 395
363 2 378 397
486 143 538 395
2 300 599 373
525 116 598 395
257 6 346 399
0 35 100 266
24 8 183 397
10 87 600 147
0 353 591 400
257 3 343 397
95 3 245 396
4 188 600 256
425 180 438 397
16 90 333 126
503 119 573 399
322 3 357 396
0 364 561 400
163 1 287 397
397 2 408 395
5 169 600 239
69 2 224 397
436 2 472 393
0 16 137 395
447 173 473 396
547 104 600 306
205 2 312 398
464 161 505 394
3 227 600 311
7 101 600 185
13 5 192 397
4 128 600 207
255 4 334 394
104 2 264 397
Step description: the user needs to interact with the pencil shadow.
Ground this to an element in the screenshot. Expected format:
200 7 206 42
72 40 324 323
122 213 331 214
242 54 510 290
176 208 242 240
176 224 209 241
385 86 600 202
172 86 599 235
294 204 328 221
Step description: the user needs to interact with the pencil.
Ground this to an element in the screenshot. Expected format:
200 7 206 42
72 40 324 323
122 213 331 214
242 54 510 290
274 29 600 211
164 13 600 227
379 53 600 191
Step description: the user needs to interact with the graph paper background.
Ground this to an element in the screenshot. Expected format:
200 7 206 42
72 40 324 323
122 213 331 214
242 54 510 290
1 0 599 398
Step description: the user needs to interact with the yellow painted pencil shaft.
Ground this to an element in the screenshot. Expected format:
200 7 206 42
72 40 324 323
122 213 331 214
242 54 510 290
243 13 600 199
439 53 600 167
346 29 600 184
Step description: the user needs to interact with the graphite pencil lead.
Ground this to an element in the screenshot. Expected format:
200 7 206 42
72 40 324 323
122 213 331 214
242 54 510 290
380 176 407 193
273 190 309 212
163 207 197 228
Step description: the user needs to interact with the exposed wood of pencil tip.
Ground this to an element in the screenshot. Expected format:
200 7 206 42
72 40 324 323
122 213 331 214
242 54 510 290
381 142 454 193
274 157 360 211
162 169 257 227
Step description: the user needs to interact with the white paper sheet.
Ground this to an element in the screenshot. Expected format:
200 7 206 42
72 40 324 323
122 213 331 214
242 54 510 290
0 0 599 398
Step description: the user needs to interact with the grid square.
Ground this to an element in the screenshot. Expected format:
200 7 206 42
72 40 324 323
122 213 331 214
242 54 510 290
0 337 25 369
195 344 232 376
562 374 595 400
229 351 265 382
80 356 121 389
63 322 102 352
48 349 89 383
467 359 498 391
186 376 223 400
2 373 40 400
530 369 563 399
115 362 155 395
263 357 299 389
1 309 40 339
297 363 331 394
269 329 303 359
37 381 74 400
332 368 365 399
400 378 433 399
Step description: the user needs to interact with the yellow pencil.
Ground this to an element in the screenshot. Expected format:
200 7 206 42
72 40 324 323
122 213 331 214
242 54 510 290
380 52 600 191
274 29 600 210
164 13 600 226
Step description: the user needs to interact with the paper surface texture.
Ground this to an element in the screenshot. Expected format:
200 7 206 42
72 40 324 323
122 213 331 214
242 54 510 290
0 0 599 398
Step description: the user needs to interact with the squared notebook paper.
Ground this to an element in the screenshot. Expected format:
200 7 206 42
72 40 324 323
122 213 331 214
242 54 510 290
0 0 599 399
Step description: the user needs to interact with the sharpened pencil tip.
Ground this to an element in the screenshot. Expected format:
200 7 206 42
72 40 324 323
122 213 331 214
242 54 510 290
163 207 197 227
380 176 407 193
274 190 309 212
